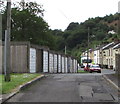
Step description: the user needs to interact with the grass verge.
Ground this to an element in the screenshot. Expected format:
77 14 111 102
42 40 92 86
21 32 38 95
0 73 41 94
78 70 88 73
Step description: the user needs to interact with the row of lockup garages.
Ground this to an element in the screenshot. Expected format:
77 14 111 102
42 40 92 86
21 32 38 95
0 42 78 74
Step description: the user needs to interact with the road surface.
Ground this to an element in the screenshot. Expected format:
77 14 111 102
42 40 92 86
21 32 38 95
6 70 119 103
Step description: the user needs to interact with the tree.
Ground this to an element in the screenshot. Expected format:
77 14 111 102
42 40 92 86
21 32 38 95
66 22 79 31
2 2 56 49
66 29 88 49
83 20 96 29
95 31 106 41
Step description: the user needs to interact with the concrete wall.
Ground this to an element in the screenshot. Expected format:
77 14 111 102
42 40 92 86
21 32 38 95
10 42 29 73
115 54 120 75
36 49 42 73
1 42 30 73
0 44 2 74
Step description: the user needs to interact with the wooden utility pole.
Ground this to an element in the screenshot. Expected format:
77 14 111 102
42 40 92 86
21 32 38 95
65 45 66 55
4 0 11 82
21 0 25 10
87 27 90 68
118 2 120 34
118 1 120 13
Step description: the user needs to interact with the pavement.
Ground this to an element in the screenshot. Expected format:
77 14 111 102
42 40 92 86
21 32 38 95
101 69 120 91
103 74 120 90
1 69 120 103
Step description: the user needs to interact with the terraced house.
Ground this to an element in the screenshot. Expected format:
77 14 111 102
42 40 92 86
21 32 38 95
81 42 120 71
102 42 120 69
112 43 120 70
93 44 107 66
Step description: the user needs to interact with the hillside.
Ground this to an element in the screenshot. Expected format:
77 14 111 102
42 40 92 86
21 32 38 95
51 13 120 62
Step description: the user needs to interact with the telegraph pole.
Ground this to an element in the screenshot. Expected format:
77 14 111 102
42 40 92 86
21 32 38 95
4 0 11 82
21 0 25 10
87 27 90 68
118 1 120 34
65 45 66 54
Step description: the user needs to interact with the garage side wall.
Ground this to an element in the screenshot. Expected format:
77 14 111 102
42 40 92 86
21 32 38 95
10 45 28 73
0 45 2 74
116 54 120 75
36 49 43 73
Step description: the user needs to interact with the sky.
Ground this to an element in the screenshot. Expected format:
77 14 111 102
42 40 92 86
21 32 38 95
12 0 120 30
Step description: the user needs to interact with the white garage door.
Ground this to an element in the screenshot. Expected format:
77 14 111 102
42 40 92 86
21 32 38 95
73 59 76 73
30 48 36 73
65 57 68 73
43 51 48 72
62 57 65 73
49 53 54 73
75 60 78 73
54 54 57 73
58 55 61 73
70 59 72 73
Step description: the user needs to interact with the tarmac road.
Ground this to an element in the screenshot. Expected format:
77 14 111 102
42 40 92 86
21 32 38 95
6 72 119 103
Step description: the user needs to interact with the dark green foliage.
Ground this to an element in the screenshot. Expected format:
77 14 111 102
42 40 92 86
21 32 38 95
66 22 79 30
95 31 106 41
2 2 56 50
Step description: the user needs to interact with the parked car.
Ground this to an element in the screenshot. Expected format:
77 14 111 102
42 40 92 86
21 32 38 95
81 64 85 68
89 65 101 73
84 65 90 71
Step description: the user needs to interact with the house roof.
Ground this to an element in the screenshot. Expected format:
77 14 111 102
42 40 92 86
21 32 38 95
94 44 107 51
112 43 120 49
102 42 119 50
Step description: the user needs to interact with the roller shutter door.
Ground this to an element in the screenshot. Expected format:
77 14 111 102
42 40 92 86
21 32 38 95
43 51 48 72
58 55 61 73
30 48 36 73
65 57 68 73
49 53 54 73
54 54 57 73
62 57 65 73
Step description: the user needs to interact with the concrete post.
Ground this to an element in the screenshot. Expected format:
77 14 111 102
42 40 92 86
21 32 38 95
4 0 11 81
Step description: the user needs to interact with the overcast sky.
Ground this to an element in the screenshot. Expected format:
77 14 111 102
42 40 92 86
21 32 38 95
13 0 120 31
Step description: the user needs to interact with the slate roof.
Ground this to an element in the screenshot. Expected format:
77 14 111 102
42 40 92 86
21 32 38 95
112 43 120 49
95 44 107 50
102 42 119 50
